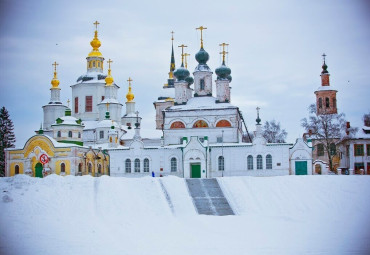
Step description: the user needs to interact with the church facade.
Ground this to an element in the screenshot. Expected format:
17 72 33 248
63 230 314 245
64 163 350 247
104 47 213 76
5 22 313 178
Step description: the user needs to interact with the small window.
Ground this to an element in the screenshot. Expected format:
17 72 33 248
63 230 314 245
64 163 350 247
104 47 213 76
57 131 61 138
99 131 104 139
367 144 370 156
78 132 81 138
217 137 223 143
329 143 336 156
257 155 263 169
318 98 322 109
325 97 330 108
85 96 93 112
125 159 131 173
88 163 92 173
74 97 79 113
218 156 224 171
199 137 205 143
101 96 105 101
200 79 205 90
134 159 140 173
15 165 19 175
247 155 253 170
354 144 364 156
68 131 72 138
78 163 83 173
98 61 101 67
93 61 96 67
171 157 177 172
144 158 149 172
317 144 324 156
98 164 102 174
266 154 272 169
61 163 65 173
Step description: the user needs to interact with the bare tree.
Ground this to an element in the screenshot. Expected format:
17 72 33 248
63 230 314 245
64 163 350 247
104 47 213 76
301 104 356 171
262 120 287 143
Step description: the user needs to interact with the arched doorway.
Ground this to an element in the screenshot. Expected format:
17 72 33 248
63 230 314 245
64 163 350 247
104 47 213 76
35 163 43 178
315 164 322 175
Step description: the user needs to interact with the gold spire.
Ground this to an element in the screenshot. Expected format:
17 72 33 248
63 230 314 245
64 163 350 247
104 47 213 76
184 53 190 69
51 61 60 89
105 59 114 86
88 21 102 57
126 77 135 102
196 26 207 48
178 44 187 66
219 43 229 64
67 99 70 107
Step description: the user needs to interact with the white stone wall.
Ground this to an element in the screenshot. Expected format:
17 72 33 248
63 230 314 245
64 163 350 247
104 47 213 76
98 102 122 122
174 81 188 104
216 79 230 103
193 71 213 96
42 104 67 130
289 138 313 175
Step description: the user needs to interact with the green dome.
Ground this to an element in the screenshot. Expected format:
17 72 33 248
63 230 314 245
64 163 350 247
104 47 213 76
227 75 232 82
321 63 328 74
174 65 190 81
195 48 209 65
185 76 194 85
215 63 231 79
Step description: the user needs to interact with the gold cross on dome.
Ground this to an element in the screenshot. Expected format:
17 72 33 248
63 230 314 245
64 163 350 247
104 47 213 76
107 59 113 69
106 102 110 111
178 44 188 65
94 21 100 30
196 26 207 48
184 53 190 69
219 43 229 63
171 31 175 41
127 77 133 86
322 53 326 63
52 61 59 72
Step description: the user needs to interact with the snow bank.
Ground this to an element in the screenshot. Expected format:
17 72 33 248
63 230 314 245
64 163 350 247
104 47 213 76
1 175 369 255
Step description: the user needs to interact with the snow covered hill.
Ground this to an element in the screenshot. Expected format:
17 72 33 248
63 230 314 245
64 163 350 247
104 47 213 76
1 175 369 255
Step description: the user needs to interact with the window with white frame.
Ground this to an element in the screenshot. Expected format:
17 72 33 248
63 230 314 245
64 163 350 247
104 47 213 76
125 159 131 173
247 155 253 170
266 154 272 169
218 156 224 171
257 155 263 169
171 157 177 172
144 158 149 172
134 159 140 173
99 130 104 139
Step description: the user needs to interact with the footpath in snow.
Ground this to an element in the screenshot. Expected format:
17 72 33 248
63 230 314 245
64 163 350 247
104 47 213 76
0 174 369 255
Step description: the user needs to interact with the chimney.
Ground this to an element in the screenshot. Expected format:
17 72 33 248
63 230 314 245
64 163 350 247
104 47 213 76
346 121 350 135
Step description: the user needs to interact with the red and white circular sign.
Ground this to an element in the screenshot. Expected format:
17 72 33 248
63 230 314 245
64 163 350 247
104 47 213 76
39 154 49 165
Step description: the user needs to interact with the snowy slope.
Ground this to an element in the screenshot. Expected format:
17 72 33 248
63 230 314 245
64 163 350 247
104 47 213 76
1 175 370 255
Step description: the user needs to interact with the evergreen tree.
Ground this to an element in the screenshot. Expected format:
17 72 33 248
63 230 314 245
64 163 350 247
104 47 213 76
262 120 287 143
0 107 16 177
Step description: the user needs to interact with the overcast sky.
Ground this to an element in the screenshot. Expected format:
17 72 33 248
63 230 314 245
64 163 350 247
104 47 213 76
1 0 369 147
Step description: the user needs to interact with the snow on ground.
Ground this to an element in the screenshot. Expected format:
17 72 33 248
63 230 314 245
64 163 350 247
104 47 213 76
0 175 369 255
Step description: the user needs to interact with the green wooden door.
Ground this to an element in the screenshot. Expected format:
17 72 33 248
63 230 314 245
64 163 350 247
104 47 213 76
191 164 201 178
295 161 307 175
35 163 43 178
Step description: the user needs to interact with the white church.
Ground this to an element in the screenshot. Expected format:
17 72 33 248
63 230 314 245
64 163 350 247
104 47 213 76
5 22 313 178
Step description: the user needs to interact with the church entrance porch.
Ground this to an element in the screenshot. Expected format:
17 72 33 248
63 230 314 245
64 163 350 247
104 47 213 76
295 161 307 175
35 163 43 178
190 164 201 178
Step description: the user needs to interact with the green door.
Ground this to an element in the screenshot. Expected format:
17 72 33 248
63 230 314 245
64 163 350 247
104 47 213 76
35 163 43 178
295 161 307 175
191 164 201 178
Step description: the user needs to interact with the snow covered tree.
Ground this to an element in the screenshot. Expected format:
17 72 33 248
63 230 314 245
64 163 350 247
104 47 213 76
301 104 356 172
262 120 287 143
0 107 16 177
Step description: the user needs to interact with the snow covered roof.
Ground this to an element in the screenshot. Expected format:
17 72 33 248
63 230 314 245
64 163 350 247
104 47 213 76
81 120 98 130
52 116 83 127
315 85 337 92
167 96 237 111
100 98 121 105
194 64 212 72
72 71 120 88
96 119 121 129
353 126 370 139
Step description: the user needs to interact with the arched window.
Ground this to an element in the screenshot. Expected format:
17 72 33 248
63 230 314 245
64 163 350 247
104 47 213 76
134 159 140 173
257 155 263 169
318 98 322 109
266 154 272 169
57 131 61 137
216 120 232 127
68 131 72 138
93 61 96 67
78 163 83 173
78 132 81 138
88 163 92 173
61 163 65 173
170 121 185 129
200 79 205 90
193 120 208 128
325 97 330 108
98 164 102 174
125 159 131 173
98 61 101 67
144 158 149 172
99 131 104 139
218 156 224 171
329 143 336 155
247 155 253 170
171 157 177 172
15 165 19 175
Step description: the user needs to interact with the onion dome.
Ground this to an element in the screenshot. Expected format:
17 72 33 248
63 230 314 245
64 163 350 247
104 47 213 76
105 59 114 86
185 75 194 86
215 62 231 80
174 64 190 81
88 30 102 57
51 61 60 89
227 75 232 82
126 77 135 102
195 48 209 65
321 62 329 74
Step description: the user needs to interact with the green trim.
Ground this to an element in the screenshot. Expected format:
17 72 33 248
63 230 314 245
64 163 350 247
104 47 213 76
59 140 84 146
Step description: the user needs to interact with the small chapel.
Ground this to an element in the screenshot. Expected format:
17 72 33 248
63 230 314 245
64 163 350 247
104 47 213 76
5 22 312 178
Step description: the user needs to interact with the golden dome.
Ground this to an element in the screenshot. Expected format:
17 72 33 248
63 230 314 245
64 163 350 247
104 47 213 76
51 62 60 89
105 69 114 86
88 30 103 57
126 85 134 102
